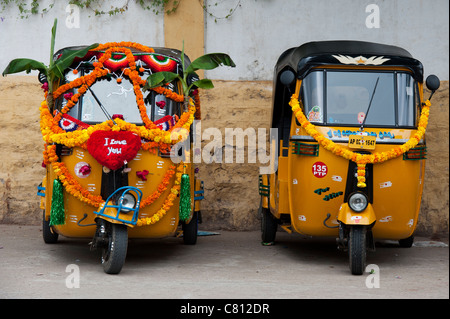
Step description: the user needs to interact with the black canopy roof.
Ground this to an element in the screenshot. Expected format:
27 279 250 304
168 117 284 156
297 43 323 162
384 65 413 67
275 40 423 81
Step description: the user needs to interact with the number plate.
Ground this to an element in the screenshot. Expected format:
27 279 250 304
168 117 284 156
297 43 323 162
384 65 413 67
348 135 376 150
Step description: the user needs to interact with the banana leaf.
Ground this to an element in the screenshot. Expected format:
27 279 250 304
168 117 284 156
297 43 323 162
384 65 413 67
185 53 235 74
191 78 214 90
145 71 180 89
49 43 99 79
2 58 48 76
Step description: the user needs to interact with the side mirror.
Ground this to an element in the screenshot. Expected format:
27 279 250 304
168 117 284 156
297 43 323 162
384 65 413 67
38 71 47 84
425 74 440 102
279 69 295 87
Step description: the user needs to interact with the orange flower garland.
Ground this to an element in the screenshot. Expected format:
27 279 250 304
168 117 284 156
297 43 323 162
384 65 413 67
44 143 185 220
136 163 184 226
289 93 431 188
41 42 200 226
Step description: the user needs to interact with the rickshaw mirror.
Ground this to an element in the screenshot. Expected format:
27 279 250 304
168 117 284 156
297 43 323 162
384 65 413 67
425 74 440 92
279 69 295 87
38 71 47 84
425 74 440 102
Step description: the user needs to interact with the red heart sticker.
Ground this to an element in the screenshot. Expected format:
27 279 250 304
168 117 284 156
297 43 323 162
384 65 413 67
87 130 141 170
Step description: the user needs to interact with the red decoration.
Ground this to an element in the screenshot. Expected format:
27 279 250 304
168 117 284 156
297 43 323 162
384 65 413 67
136 170 149 181
156 100 166 109
87 131 141 170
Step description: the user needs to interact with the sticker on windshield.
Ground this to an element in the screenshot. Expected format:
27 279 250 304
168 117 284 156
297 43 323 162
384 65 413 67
308 106 322 123
357 112 365 124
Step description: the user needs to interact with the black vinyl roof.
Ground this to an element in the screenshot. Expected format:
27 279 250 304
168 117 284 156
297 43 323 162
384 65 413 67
275 40 423 81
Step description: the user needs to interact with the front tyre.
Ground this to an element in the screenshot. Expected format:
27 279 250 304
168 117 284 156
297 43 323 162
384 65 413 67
42 210 58 244
101 223 128 274
348 226 367 275
182 211 198 245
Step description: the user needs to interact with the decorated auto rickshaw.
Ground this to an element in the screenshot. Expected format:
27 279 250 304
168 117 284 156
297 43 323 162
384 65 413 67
3 20 234 274
259 40 440 275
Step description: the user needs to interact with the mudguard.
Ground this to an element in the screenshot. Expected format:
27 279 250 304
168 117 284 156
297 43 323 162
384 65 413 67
337 203 376 225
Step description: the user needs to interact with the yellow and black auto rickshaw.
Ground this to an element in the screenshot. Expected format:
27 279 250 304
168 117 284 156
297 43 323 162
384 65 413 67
259 41 440 275
28 42 206 274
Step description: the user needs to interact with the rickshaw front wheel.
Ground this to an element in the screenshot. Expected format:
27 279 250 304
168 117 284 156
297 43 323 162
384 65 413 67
182 211 198 245
348 226 367 275
101 223 128 274
42 210 59 244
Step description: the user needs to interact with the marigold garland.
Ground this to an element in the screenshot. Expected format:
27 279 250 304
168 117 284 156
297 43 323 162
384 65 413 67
289 93 431 188
45 143 184 221
41 41 200 226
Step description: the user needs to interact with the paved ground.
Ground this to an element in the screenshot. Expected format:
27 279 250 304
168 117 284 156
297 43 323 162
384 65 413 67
0 224 448 300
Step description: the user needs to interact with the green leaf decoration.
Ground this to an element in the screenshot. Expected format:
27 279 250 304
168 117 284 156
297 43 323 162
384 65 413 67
49 179 65 226
191 78 214 90
179 173 191 221
186 53 236 74
2 58 48 76
50 43 99 79
144 71 180 89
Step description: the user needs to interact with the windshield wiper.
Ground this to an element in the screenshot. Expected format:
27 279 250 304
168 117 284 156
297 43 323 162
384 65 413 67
87 86 117 125
360 76 379 131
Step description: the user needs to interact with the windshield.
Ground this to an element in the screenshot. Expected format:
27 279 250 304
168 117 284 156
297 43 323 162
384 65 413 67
301 70 417 127
62 69 180 125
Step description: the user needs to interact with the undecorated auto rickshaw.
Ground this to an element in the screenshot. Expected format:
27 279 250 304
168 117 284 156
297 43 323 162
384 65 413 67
259 40 440 275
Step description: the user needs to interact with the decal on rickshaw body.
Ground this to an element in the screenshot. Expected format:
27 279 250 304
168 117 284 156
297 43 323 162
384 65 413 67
314 187 330 195
379 216 393 223
351 215 362 223
74 162 91 178
331 175 342 182
332 54 390 65
323 191 343 201
379 181 392 188
312 162 328 178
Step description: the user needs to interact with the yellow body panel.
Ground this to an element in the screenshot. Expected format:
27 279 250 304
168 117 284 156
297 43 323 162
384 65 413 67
45 147 197 239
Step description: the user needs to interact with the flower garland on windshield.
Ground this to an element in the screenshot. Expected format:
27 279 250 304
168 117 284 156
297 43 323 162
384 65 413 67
289 90 431 188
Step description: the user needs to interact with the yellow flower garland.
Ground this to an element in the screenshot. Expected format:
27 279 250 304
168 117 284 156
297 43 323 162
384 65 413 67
289 93 431 188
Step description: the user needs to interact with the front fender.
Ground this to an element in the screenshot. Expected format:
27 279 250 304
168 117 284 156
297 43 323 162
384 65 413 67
337 203 376 225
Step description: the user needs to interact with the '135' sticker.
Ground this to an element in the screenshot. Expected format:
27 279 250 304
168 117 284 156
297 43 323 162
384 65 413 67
312 162 328 178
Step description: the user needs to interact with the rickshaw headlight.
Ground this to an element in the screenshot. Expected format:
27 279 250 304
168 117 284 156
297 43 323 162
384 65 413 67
118 193 136 213
348 192 368 212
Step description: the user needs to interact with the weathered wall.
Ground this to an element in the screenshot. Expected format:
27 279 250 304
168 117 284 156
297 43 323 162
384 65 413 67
1 76 448 237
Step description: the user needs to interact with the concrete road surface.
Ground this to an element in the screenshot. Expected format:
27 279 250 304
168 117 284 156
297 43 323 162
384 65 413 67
0 224 448 300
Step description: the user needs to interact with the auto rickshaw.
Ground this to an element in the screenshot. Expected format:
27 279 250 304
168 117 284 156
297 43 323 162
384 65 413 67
29 42 206 274
259 40 440 275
